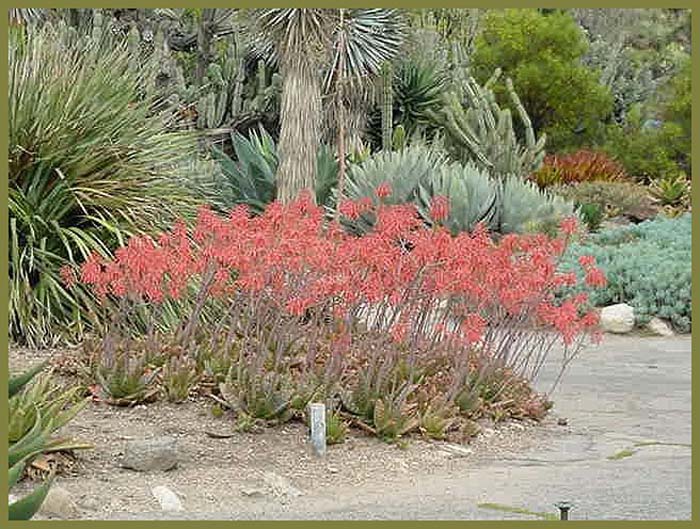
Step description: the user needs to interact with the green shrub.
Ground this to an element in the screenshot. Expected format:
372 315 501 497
9 25 197 346
340 146 575 236
559 214 691 331
471 9 613 151
604 120 687 183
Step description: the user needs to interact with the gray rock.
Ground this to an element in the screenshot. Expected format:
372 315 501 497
151 485 184 511
645 317 674 337
121 437 178 472
38 486 79 519
600 303 635 334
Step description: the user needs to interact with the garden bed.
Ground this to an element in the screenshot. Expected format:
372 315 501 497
9 346 551 520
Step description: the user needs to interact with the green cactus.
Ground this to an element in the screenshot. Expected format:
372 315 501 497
433 71 545 179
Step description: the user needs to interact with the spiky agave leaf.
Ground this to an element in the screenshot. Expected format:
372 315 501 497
500 176 577 235
416 161 500 234
9 362 47 399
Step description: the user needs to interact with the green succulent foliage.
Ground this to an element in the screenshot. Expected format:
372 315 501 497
434 71 546 179
559 214 691 332
499 177 576 236
8 363 88 520
219 365 294 423
9 24 198 346
212 128 278 213
392 58 447 137
9 461 54 521
212 127 338 213
9 371 89 445
339 146 574 236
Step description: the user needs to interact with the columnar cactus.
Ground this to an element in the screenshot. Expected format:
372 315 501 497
434 70 546 179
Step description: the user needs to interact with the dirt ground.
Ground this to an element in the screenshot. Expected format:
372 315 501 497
9 345 551 520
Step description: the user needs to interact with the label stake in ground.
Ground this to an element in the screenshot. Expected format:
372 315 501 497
308 402 326 457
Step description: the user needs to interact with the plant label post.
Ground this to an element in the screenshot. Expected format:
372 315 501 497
308 402 326 457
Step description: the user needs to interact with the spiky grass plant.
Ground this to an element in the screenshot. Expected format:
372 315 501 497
9 24 198 345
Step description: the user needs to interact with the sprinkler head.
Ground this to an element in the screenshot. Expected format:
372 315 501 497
554 501 573 520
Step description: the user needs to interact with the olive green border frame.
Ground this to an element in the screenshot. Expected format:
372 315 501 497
1 1 696 527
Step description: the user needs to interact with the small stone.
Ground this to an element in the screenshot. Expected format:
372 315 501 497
645 317 674 337
439 444 474 458
557 418 568 426
121 437 178 472
263 472 303 498
151 485 184 511
241 487 266 498
38 486 78 519
79 496 102 512
600 303 635 334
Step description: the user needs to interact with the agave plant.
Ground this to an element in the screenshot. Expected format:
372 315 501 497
212 127 338 213
9 24 198 346
338 145 574 235
649 172 691 215
392 58 448 138
9 363 90 520
9 371 90 449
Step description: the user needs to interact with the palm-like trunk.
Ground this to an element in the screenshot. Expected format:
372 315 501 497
277 56 321 203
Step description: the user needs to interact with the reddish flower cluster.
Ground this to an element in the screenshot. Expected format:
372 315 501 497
72 190 606 350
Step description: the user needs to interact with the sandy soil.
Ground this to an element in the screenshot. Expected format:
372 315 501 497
9 345 550 519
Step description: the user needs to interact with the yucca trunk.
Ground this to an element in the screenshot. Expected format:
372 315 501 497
381 61 393 151
277 57 321 204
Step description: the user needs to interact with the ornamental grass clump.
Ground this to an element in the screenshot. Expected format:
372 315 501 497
67 189 605 439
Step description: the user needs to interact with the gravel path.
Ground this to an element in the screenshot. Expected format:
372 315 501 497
11 334 692 520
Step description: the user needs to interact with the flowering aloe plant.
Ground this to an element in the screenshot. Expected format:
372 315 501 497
65 188 605 423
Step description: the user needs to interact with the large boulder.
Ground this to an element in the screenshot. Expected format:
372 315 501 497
600 303 635 334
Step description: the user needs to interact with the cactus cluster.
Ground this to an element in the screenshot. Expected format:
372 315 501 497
88 13 280 131
434 69 546 179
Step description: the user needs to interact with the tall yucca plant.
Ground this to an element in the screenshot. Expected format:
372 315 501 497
324 9 405 218
9 25 198 346
249 9 404 204
250 9 329 204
